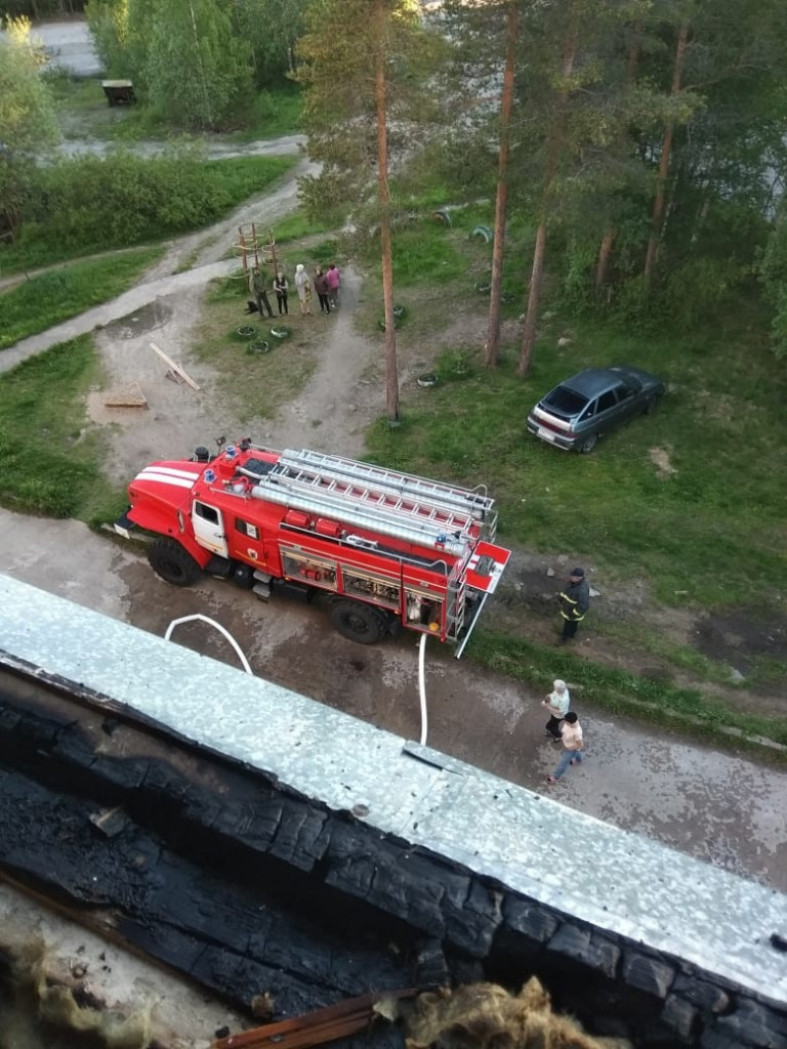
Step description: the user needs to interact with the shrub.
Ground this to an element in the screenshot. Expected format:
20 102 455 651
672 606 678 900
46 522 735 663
3 150 293 269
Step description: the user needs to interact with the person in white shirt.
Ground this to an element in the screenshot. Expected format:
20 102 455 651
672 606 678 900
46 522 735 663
294 264 312 315
541 679 570 740
547 712 584 783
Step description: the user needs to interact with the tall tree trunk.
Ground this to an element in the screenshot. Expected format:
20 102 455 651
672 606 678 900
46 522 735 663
374 0 399 422
518 10 578 378
485 0 518 368
595 228 616 292
518 224 547 376
596 21 642 292
643 21 689 288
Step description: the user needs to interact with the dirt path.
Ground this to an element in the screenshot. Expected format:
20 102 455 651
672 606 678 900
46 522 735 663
264 267 383 457
82 264 386 486
57 133 306 162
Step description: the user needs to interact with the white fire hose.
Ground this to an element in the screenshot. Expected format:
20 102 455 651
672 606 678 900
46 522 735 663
418 632 428 746
164 615 428 744
164 614 253 675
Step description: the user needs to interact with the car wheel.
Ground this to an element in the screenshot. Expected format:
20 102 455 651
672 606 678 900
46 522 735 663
642 393 660 415
330 600 389 645
579 433 598 454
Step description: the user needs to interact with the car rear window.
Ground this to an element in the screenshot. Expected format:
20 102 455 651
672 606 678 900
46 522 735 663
543 385 588 415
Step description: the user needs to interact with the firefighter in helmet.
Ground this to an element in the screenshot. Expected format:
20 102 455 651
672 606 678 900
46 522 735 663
558 567 590 642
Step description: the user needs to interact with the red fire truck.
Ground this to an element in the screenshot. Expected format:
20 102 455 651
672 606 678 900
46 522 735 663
115 440 511 656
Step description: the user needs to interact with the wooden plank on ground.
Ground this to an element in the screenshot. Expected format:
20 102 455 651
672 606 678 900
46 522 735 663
103 382 148 408
150 342 201 390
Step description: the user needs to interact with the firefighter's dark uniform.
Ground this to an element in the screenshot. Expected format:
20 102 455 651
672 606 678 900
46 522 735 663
559 569 590 640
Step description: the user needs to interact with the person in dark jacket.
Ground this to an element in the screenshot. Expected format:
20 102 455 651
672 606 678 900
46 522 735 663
273 271 288 315
314 266 332 315
252 266 274 318
559 567 590 641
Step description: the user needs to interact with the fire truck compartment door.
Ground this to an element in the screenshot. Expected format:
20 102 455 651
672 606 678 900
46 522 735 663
464 542 511 594
192 501 228 557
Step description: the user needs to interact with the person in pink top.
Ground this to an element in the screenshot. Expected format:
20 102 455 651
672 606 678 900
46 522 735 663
546 712 584 783
326 263 341 308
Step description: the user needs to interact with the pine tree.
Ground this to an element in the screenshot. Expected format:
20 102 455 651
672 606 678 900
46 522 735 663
485 1 519 369
643 19 689 287
517 0 580 378
296 0 433 422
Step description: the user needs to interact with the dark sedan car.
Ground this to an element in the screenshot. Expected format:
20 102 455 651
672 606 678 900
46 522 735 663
527 365 664 453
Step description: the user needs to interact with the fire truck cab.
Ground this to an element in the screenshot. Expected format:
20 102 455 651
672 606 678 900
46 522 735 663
115 440 511 656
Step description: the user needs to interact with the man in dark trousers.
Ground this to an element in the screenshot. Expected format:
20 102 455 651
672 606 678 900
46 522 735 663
252 266 274 318
558 567 590 641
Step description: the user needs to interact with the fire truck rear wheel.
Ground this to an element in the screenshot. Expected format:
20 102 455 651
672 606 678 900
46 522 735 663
330 600 389 645
148 538 202 587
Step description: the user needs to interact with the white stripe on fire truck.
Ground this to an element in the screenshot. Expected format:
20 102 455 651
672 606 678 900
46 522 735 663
136 469 196 489
137 465 201 481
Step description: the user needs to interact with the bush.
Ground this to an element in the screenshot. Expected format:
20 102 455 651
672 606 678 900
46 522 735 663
3 149 293 270
662 256 752 329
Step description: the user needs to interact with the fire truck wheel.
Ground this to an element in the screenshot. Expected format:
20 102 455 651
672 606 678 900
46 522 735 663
148 538 202 587
330 600 389 645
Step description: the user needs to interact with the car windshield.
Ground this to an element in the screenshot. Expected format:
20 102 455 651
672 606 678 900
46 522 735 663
543 385 588 415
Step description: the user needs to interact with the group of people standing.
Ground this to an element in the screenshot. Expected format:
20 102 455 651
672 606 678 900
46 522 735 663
292 263 342 316
250 263 341 319
540 566 592 785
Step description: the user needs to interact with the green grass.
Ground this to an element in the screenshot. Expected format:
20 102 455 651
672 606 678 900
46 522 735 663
0 247 163 350
47 72 104 111
273 210 334 243
365 323 787 610
0 336 120 520
47 73 164 142
467 631 787 760
190 274 319 423
593 619 741 688
356 209 787 745
47 73 302 143
391 227 466 286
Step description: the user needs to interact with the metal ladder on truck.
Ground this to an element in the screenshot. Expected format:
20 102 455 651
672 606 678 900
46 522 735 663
270 450 495 643
445 560 468 644
268 449 498 544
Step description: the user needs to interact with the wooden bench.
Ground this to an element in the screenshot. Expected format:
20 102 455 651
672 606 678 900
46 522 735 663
101 80 136 106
